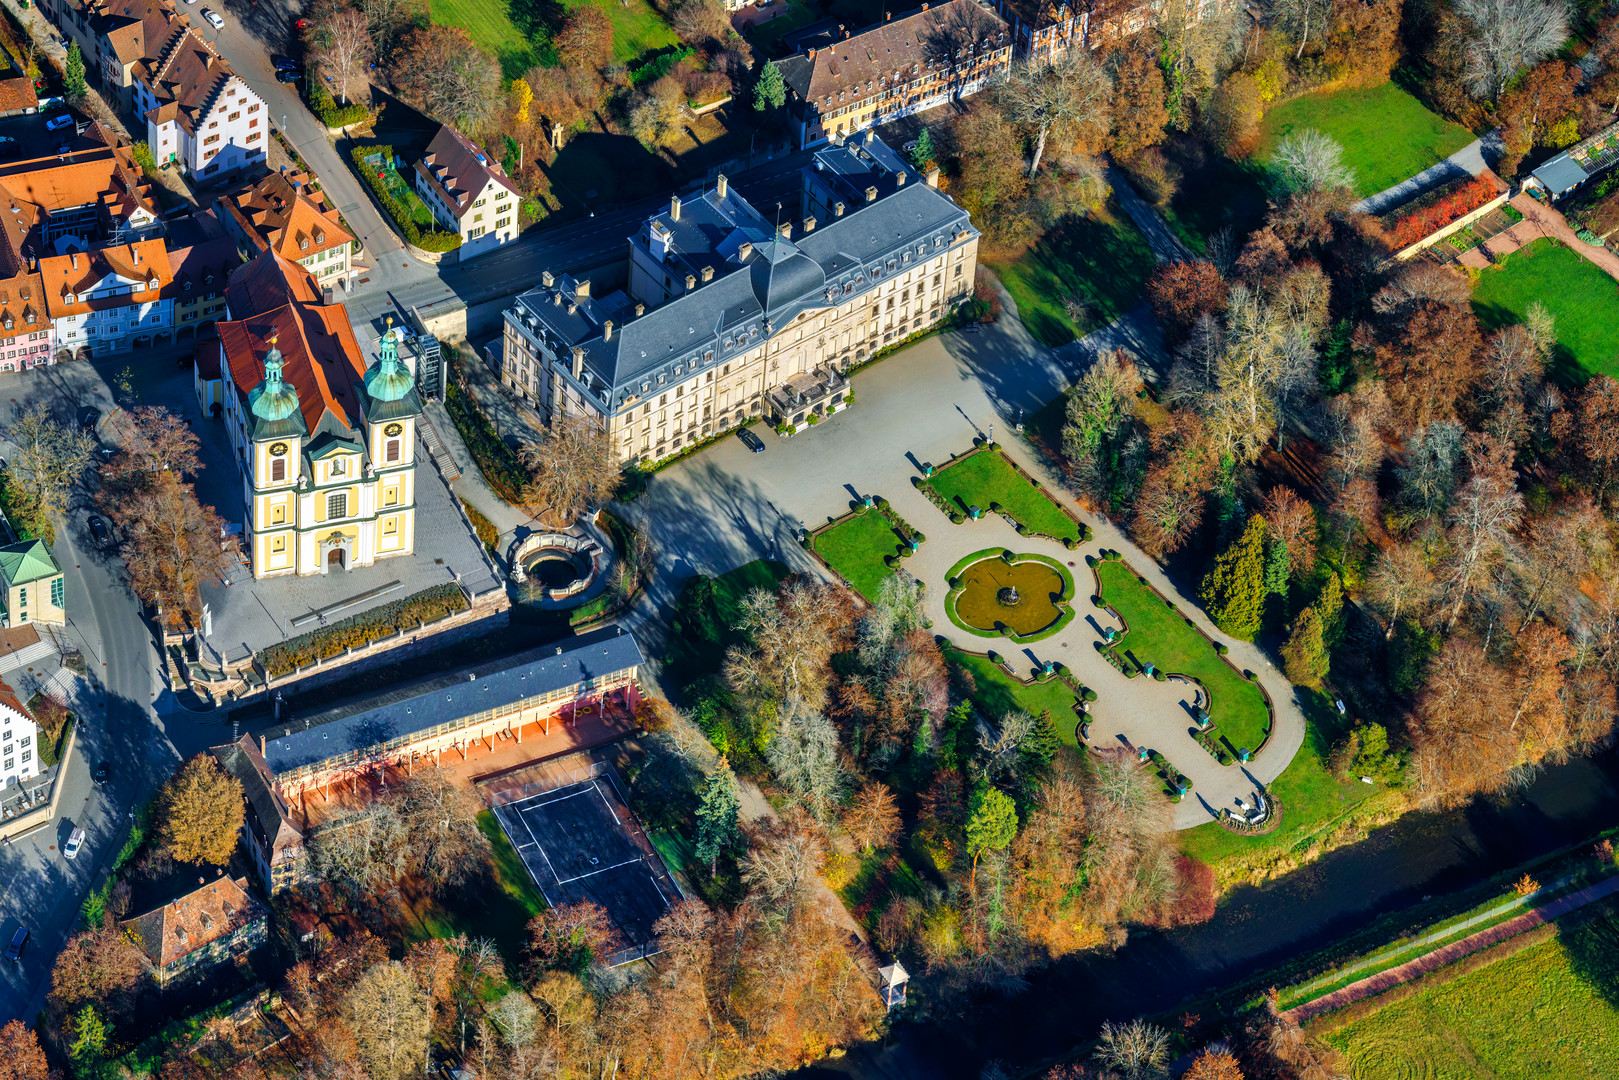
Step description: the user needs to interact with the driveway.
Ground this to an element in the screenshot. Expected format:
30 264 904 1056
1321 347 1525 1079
618 300 1305 827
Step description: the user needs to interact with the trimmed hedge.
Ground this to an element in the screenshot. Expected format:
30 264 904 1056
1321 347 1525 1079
260 582 469 676
309 83 370 128
445 378 526 504
349 144 463 252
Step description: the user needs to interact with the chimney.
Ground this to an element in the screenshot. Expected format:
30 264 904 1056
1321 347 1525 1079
541 270 553 286
575 279 590 298
777 221 792 239
738 241 754 261
885 10 891 18
685 273 697 290
925 166 940 188
553 292 563 306
133 246 141 264
701 264 715 282
803 215 816 232
259 735 265 754
571 346 585 379
634 302 645 316
865 186 877 202
603 320 613 341
670 194 681 221
716 174 728 199
70 252 78 270
835 201 846 216
808 48 816 59
896 170 907 186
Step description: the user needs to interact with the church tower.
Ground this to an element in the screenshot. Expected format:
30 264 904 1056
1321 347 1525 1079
247 339 308 577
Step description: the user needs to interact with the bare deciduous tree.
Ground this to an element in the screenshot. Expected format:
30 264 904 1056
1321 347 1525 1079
1365 543 1437 638
841 780 901 852
741 813 827 914
392 25 502 133
521 412 621 525
8 402 93 529
1093 1018 1172 1080
305 0 374 105
345 961 431 1080
1270 128 1355 192
1455 0 1568 101
765 697 846 820
119 473 237 624
1001 54 1112 176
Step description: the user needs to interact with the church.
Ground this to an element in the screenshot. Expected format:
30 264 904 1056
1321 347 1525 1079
205 249 422 579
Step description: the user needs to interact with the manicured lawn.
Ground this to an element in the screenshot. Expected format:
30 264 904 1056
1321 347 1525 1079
813 510 915 602
401 812 548 971
430 0 537 76
430 0 678 77
1258 82 1475 199
1325 910 1619 1079
747 0 820 56
1472 237 1619 383
923 450 1084 543
1095 560 1270 755
945 645 1083 745
1178 689 1393 889
989 201 1156 346
663 559 792 689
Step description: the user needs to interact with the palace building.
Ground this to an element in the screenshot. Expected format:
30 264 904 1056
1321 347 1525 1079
500 133 979 463
208 249 421 578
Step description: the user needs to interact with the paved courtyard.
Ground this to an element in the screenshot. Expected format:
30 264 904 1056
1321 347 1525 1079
619 295 1303 828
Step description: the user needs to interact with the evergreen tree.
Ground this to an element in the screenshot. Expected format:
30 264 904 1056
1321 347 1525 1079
1281 606 1328 688
1021 709 1060 769
908 126 936 170
1316 574 1346 647
64 43 87 102
1263 538 1290 598
965 784 1017 886
753 61 785 112
693 760 741 873
1199 515 1267 640
1351 723 1402 784
68 1006 106 1066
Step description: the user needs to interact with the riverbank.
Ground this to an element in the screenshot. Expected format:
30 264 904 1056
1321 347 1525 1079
796 750 1619 1080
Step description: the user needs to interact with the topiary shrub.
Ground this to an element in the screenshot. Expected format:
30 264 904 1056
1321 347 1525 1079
1153 669 1167 682
1091 594 1103 606
989 501 1002 513
911 476 924 488
1054 663 1069 676
1215 642 1229 655
915 532 926 543
987 650 1000 664
1064 537 1078 550
950 512 965 524
875 496 890 510
883 554 897 567
1016 524 1030 536
1082 687 1097 702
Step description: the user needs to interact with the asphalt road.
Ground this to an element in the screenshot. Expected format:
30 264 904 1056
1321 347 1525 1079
0 357 189 1027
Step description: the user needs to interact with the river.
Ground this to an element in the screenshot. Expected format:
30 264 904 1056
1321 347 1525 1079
798 751 1619 1080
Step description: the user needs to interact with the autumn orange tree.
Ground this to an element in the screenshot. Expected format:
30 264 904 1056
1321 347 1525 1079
156 753 244 866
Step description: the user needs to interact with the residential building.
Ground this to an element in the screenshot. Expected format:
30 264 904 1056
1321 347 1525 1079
412 125 521 259
212 739 308 895
0 76 39 117
39 0 181 112
776 0 1011 149
0 540 65 628
214 626 645 806
219 170 356 289
164 235 237 339
500 133 979 463
122 875 269 987
0 127 160 260
0 273 54 371
135 26 267 182
0 677 41 790
209 248 421 578
991 0 1088 63
41 239 173 355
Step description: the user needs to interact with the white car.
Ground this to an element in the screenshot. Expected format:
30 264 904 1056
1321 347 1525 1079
44 115 72 132
63 827 85 861
201 7 223 28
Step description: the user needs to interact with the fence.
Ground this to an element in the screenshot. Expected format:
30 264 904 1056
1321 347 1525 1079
485 758 611 807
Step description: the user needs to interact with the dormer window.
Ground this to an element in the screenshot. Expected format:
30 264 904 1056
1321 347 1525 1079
183 280 192 291
65 292 75 303
300 239 308 250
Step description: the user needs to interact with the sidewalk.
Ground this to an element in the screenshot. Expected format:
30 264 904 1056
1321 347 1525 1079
1285 872 1619 1023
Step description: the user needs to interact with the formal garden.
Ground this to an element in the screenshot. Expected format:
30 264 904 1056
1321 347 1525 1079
1093 555 1272 761
945 548 1076 643
810 498 924 602
942 644 1089 748
917 446 1089 544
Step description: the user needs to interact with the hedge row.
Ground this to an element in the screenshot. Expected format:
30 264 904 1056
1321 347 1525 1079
349 144 463 253
260 582 469 676
629 45 695 87
445 379 527 505
1385 175 1501 249
309 83 370 128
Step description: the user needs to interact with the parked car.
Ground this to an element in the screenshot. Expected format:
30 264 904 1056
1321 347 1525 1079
271 55 301 70
78 406 100 432
4 927 27 963
63 827 85 861
737 427 765 453
87 515 111 547
201 8 223 28
275 68 300 83
44 115 72 132
183 0 195 5
92 762 109 786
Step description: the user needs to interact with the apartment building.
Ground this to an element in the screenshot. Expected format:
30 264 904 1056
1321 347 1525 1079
0 540 64 628
40 238 173 355
220 169 356 288
777 0 1011 149
165 235 237 338
0 274 54 371
40 0 266 182
0 678 42 790
123 876 269 988
501 134 979 464
412 124 521 259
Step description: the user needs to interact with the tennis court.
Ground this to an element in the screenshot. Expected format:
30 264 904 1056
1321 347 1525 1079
491 773 676 955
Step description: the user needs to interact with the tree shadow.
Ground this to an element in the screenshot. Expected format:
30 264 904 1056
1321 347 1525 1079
544 132 677 211
1558 900 1619 1011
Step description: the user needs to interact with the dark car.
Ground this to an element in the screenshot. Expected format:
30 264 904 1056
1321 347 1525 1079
92 762 109 786
78 406 100 432
736 427 765 453
271 55 302 71
4 927 28 963
87 515 111 547
275 68 300 83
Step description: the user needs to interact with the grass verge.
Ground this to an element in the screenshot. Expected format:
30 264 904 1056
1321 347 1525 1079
1472 237 1619 383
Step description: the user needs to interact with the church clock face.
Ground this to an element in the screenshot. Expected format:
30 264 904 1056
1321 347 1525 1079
384 423 404 437
270 442 289 457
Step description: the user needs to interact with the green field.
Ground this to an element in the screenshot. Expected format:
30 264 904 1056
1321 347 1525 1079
1258 82 1475 199
1326 910 1619 1079
663 559 793 689
1472 238 1619 383
1096 560 1270 755
944 645 1083 745
924 450 1084 543
813 510 915 602
1179 688 1393 887
429 0 679 77
401 812 548 970
990 201 1156 346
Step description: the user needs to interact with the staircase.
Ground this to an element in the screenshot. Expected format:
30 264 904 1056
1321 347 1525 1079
417 417 461 480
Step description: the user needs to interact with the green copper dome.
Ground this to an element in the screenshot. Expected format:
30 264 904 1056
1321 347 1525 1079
364 325 415 403
248 344 301 422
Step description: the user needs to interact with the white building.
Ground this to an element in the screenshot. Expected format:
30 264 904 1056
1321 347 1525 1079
41 239 175 355
135 26 267 183
0 678 41 790
413 125 521 260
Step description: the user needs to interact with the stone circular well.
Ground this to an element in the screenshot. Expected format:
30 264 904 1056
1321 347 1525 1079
955 557 1064 636
522 549 589 590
